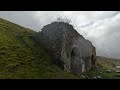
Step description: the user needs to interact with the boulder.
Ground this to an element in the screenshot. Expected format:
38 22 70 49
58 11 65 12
116 66 120 69
96 75 102 79
106 69 111 73
93 77 97 79
115 70 120 73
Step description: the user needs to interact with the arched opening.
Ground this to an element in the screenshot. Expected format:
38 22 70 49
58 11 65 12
91 54 95 66
70 47 82 73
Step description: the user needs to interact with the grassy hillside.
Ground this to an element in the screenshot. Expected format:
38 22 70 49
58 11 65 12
0 18 82 79
1 18 120 79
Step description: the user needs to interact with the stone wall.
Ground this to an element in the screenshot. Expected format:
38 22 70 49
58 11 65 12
36 22 96 73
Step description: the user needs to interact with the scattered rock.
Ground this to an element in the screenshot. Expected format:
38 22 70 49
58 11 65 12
116 66 120 68
85 75 89 79
106 69 111 73
103 68 106 70
115 70 120 73
96 75 102 79
81 75 85 78
93 77 97 79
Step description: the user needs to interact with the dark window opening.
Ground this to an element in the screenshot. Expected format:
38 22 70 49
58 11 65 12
91 54 95 66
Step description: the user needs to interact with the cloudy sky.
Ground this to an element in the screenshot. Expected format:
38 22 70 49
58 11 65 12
0 11 120 59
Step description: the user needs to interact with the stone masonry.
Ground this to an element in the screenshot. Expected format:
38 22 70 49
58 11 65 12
36 22 96 73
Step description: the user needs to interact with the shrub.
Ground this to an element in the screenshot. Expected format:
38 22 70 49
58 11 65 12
56 15 72 24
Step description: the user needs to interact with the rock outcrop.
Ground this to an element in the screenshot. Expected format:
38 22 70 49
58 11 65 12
36 22 96 73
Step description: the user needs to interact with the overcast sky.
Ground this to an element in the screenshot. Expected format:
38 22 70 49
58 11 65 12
0 11 120 59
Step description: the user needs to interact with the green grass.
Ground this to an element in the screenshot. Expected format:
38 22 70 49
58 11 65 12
1 18 120 79
0 18 82 79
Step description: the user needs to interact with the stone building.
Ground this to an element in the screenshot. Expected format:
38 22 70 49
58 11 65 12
36 22 96 73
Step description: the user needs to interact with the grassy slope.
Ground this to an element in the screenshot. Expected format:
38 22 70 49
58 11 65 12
0 18 82 79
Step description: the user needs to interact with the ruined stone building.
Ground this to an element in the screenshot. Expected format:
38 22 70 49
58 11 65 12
36 22 96 73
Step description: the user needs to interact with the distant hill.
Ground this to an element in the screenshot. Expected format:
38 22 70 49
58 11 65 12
83 56 120 79
97 56 120 61
97 56 120 70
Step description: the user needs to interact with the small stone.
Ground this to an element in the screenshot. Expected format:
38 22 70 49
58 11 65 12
81 75 85 78
93 77 97 79
85 75 89 79
103 68 106 70
106 69 111 73
116 66 120 69
115 70 120 73
96 75 102 79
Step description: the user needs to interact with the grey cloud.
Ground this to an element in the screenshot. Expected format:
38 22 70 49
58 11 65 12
80 21 94 28
0 11 40 31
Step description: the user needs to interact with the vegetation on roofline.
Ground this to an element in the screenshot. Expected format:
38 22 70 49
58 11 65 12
55 15 72 24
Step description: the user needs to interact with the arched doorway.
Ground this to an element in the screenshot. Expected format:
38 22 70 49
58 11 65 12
91 54 95 66
70 47 82 73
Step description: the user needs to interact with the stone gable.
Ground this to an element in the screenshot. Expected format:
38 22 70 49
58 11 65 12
36 22 96 73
